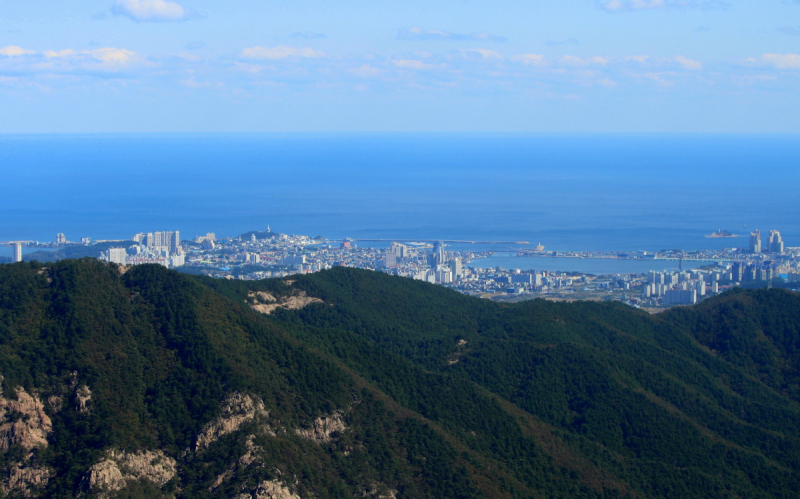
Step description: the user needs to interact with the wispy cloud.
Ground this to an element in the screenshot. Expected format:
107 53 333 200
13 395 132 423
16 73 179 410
0 46 35 57
460 49 505 60
0 45 142 73
601 0 729 12
393 59 436 70
602 0 666 11
674 55 702 69
240 46 326 60
511 54 547 66
744 53 800 70
112 0 188 22
560 55 610 67
291 32 327 39
397 27 506 42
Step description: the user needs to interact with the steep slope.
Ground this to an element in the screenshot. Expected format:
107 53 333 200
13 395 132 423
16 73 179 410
0 261 489 498
234 267 800 498
2 260 800 498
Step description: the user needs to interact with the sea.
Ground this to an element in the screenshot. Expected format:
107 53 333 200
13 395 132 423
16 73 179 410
1 133 798 271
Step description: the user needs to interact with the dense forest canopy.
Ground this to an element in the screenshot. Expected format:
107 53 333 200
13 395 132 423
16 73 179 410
0 259 798 498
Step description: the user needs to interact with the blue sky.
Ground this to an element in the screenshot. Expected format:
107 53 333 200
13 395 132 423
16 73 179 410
1 0 799 132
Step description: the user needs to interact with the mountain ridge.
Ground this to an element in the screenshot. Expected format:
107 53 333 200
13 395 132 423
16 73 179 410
0 259 798 497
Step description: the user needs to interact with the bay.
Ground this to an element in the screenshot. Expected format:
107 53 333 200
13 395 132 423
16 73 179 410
1 133 798 252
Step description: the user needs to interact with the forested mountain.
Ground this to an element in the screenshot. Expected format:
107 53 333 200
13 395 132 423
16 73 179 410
1 259 799 498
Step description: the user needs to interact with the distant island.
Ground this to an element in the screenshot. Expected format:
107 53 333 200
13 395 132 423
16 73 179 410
706 230 740 238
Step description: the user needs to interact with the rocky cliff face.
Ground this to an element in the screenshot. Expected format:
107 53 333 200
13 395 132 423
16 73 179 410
0 383 53 497
80 449 177 498
195 392 270 450
236 479 301 499
295 411 347 444
0 386 52 452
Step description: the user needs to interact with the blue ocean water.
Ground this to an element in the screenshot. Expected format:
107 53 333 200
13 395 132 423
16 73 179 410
1 133 798 252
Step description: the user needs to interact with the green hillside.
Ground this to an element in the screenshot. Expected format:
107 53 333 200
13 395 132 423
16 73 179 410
0 260 799 498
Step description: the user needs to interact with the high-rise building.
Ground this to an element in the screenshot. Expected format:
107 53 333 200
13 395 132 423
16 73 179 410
12 243 22 263
749 230 762 254
107 247 127 265
731 262 744 282
169 231 180 254
451 257 463 280
768 230 784 253
664 289 697 305
56 233 66 244
695 280 706 296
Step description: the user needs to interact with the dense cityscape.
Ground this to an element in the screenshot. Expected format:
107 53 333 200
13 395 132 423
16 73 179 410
3 227 799 311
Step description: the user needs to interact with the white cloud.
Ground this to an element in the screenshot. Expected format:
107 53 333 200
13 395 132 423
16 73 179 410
461 49 504 60
674 55 702 69
91 48 136 66
112 0 187 22
601 0 729 12
602 0 665 11
0 46 140 73
240 46 326 60
511 54 546 66
560 55 609 67
625 55 650 64
0 46 35 57
393 59 435 70
43 50 77 58
757 53 800 70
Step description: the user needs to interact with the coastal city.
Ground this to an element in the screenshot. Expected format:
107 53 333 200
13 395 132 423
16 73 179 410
2 228 800 311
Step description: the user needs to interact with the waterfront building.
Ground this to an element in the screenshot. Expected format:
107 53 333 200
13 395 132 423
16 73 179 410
451 257 463 279
768 230 784 253
56 233 66 244
12 243 22 263
749 230 762 254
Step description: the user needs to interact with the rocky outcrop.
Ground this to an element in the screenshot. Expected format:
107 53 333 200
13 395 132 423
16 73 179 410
249 291 323 315
196 393 269 450
361 486 398 498
210 435 264 491
0 385 54 496
81 449 177 497
295 412 347 444
236 479 300 499
3 463 51 497
75 385 92 413
0 387 52 452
